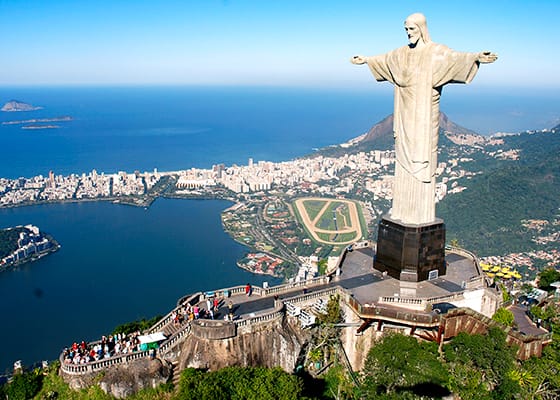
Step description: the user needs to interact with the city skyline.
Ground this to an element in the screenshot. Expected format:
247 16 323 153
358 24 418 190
1 0 558 89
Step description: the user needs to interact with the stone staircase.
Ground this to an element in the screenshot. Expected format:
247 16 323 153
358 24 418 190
161 321 184 338
171 360 181 387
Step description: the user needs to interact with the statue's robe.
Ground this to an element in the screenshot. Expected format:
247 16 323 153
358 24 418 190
367 43 479 225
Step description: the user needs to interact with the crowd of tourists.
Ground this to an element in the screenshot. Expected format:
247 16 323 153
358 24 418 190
62 332 142 365
176 296 224 323
62 295 242 365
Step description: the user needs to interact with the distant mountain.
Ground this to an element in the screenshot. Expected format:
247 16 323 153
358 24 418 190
1 100 43 112
358 114 394 150
358 112 481 149
314 112 482 157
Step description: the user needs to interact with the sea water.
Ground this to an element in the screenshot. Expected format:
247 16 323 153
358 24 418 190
1 85 558 180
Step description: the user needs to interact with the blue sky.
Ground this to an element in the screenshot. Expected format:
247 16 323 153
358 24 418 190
0 0 558 88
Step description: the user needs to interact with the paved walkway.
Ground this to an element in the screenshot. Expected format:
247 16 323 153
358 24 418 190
508 304 548 336
197 283 332 321
193 247 480 322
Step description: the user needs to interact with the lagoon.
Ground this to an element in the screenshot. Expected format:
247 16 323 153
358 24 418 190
0 198 279 373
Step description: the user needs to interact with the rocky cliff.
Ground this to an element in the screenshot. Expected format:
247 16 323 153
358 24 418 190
64 357 171 399
173 316 308 372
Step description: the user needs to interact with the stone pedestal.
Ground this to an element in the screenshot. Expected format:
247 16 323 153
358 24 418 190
374 216 446 282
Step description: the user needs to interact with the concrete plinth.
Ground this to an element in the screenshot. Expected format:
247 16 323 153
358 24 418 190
374 216 446 282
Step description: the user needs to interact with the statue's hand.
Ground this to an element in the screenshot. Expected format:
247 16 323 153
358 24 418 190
350 55 368 65
478 51 498 64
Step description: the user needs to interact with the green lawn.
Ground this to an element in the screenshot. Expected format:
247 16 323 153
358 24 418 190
302 199 327 222
316 231 358 244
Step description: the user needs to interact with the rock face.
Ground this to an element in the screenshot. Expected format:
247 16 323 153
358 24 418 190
1 100 42 112
63 358 171 399
175 317 308 372
61 317 307 398
99 358 171 399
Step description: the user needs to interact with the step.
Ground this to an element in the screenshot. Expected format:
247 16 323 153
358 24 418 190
171 361 181 386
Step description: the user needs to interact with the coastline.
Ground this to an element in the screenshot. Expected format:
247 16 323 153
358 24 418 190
0 195 155 210
236 260 281 278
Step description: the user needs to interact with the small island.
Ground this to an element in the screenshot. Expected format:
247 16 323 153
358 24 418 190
2 116 73 126
1 100 43 112
0 225 60 271
2 116 73 130
22 124 61 130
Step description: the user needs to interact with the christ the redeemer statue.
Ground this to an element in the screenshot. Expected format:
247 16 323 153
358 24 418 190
352 13 497 225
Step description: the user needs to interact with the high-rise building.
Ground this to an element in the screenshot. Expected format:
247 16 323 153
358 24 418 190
48 170 55 188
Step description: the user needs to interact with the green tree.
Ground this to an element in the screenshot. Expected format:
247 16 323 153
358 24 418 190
176 366 305 400
112 315 162 336
518 345 560 399
318 259 328 275
449 238 460 248
444 327 519 399
520 283 535 295
538 268 560 291
361 333 448 398
317 295 343 325
323 363 359 400
492 308 515 327
0 369 43 400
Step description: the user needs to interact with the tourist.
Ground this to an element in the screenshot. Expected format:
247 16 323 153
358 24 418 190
213 297 219 312
245 283 252 296
228 300 234 320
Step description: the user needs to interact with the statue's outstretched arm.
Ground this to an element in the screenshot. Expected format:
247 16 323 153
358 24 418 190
350 55 368 65
478 51 498 64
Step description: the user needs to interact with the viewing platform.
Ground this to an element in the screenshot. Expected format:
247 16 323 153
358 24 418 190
59 245 552 378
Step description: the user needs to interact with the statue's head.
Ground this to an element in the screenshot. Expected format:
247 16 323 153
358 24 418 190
404 13 431 46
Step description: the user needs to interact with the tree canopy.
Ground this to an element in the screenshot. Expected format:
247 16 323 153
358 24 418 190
538 268 560 291
443 328 519 399
177 366 307 400
361 333 449 398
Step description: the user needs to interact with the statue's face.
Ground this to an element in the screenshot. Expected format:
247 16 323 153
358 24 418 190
404 21 421 45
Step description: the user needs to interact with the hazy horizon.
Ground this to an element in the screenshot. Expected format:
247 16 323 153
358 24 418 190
1 0 558 89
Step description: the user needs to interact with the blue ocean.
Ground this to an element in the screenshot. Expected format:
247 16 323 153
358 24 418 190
0 85 558 372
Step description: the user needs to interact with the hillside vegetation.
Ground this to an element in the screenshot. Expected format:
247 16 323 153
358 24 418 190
438 131 560 256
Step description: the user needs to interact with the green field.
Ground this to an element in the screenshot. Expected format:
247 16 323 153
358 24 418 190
316 201 351 231
338 204 352 228
317 232 334 242
337 231 360 242
316 231 359 243
302 199 326 222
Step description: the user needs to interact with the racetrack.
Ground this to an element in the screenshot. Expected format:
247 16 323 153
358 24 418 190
293 197 363 245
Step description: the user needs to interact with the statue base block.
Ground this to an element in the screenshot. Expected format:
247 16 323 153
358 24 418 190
374 216 446 282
